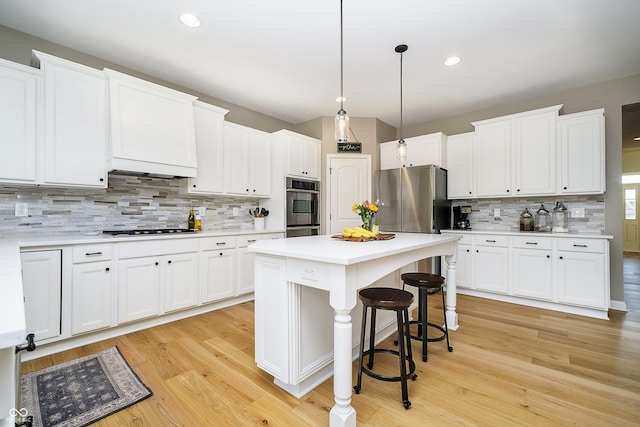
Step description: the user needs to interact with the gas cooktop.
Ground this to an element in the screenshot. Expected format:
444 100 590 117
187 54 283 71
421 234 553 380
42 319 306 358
103 228 196 236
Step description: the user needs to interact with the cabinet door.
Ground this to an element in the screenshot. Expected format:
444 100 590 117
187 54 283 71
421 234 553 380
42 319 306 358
184 102 228 194
288 135 321 179
474 120 511 197
557 110 605 194
513 112 556 195
236 246 257 295
20 250 61 341
406 133 444 167
557 251 606 309
455 244 472 288
224 123 250 194
249 130 272 196
200 249 236 303
118 256 162 323
446 133 474 198
38 53 107 187
71 261 114 334
0 59 39 183
164 252 199 313
473 246 509 293
380 141 402 170
512 249 553 300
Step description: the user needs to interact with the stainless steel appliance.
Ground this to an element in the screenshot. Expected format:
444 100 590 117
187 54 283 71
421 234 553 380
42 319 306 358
286 177 320 237
374 165 451 272
453 205 472 230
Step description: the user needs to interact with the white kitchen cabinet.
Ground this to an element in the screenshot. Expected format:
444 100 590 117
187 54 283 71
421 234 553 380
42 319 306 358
472 236 509 293
104 68 198 177
380 132 447 170
272 130 321 180
557 109 605 194
451 234 472 288
20 250 61 342
71 244 114 335
33 51 107 188
472 105 561 198
224 122 272 197
200 237 236 303
556 239 607 309
0 58 40 184
511 236 553 300
118 256 162 323
180 101 229 195
164 252 199 313
446 132 474 198
236 233 284 296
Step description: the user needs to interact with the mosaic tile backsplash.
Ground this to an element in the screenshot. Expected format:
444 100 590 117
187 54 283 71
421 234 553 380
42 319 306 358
451 194 606 234
0 174 267 238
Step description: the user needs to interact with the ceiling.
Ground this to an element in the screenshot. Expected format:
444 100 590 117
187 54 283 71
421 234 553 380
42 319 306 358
0 0 639 130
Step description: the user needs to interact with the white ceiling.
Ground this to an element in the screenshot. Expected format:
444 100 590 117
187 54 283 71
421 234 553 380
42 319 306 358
0 0 639 129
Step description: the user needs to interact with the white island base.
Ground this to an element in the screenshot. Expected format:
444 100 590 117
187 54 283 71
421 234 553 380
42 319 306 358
250 233 460 427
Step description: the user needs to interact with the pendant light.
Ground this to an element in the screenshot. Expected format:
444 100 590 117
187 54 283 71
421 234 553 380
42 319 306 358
395 44 408 164
335 0 350 143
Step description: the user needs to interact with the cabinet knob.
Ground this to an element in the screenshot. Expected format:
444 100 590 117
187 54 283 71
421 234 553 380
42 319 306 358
168 260 172 264
563 186 567 190
517 189 520 192
559 256 563 260
506 189 510 192
193 184 196 188
246 188 250 192
155 261 159 266
476 249 479 253
105 267 110 272
469 191 472 195
546 255 550 258
219 252 223 256
99 177 104 182
466 249 470 252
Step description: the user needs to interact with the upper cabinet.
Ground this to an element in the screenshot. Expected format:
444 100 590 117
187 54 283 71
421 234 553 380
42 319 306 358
224 122 272 197
104 69 198 177
446 132 475 198
274 130 321 180
380 132 447 170
0 58 40 184
472 105 561 198
557 109 605 194
33 51 107 188
180 101 229 195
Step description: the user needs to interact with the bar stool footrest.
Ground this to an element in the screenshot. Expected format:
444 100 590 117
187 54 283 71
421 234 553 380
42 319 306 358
361 348 417 382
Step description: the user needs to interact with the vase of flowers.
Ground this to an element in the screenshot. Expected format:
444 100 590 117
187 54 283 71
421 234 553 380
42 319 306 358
352 200 381 232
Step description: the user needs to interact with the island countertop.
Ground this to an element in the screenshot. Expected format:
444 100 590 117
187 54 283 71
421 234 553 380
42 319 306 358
248 232 461 265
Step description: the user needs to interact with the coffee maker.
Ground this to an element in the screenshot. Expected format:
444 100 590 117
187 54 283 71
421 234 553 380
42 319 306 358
453 205 472 230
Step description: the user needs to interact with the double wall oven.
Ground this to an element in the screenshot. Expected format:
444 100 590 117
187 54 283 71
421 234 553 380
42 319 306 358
286 177 320 237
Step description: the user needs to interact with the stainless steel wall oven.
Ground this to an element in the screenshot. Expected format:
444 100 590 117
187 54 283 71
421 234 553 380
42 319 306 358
286 177 320 237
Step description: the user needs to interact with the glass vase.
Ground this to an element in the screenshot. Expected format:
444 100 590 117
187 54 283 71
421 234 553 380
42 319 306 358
361 215 373 231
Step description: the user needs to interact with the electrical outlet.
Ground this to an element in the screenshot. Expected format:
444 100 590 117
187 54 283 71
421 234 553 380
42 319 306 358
493 208 500 217
15 202 28 217
233 207 239 216
571 207 585 218
198 206 206 217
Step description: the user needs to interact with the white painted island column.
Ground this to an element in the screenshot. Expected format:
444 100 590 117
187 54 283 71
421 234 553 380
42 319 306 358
251 233 460 427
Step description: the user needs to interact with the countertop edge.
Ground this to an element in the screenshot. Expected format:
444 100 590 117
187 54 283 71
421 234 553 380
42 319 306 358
440 229 613 239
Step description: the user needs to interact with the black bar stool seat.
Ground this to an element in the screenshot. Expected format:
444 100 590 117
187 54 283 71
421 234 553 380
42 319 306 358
401 272 453 362
354 287 417 409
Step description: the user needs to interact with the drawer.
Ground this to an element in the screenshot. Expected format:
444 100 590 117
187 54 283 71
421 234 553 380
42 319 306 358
237 235 263 247
557 238 606 253
473 235 508 247
512 236 552 250
118 238 199 258
200 236 237 251
72 244 113 263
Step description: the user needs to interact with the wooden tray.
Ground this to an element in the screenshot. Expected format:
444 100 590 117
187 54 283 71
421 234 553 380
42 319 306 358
331 233 395 242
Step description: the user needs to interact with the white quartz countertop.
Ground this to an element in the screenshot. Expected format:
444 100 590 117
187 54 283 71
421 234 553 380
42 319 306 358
7 228 286 249
249 232 460 265
440 229 613 239
0 241 26 349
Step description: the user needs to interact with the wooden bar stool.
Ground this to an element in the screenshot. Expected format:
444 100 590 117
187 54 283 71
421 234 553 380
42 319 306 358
401 272 453 362
354 287 417 409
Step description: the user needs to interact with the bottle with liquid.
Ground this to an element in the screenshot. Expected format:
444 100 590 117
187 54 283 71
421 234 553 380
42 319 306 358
188 206 195 229
519 208 534 232
194 214 202 231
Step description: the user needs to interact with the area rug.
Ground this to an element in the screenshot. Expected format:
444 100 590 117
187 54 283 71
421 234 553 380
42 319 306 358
19 346 152 427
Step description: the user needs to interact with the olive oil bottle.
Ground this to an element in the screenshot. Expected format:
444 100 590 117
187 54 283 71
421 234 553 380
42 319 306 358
188 205 195 229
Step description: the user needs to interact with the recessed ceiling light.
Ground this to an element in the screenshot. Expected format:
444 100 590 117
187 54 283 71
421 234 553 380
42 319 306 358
444 56 461 66
180 13 201 28
336 96 347 103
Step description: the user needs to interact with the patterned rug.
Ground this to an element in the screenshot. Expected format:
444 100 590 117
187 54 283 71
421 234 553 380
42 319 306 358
19 347 152 427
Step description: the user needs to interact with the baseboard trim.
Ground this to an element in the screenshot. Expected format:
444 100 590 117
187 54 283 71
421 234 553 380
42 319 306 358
609 299 628 312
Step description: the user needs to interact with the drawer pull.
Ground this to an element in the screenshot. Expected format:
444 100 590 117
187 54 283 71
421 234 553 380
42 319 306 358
573 244 588 248
85 251 103 256
247 239 257 243
525 242 538 245
486 239 496 243
216 242 227 246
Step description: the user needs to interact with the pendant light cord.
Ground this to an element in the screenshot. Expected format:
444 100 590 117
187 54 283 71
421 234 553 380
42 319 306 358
340 0 344 112
399 49 404 141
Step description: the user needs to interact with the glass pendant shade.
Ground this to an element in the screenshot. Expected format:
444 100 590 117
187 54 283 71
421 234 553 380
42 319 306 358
397 139 407 164
335 108 350 142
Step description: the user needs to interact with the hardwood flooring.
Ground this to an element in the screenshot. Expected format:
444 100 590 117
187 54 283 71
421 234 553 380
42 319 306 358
22 272 640 426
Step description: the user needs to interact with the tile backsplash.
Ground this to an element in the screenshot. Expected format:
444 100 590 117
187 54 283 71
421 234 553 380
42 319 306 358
0 174 266 238
451 194 606 234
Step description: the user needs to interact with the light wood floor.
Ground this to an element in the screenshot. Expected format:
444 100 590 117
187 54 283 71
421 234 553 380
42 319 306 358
23 271 640 426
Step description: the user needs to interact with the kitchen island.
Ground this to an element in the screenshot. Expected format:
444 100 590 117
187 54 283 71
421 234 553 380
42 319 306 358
250 233 460 427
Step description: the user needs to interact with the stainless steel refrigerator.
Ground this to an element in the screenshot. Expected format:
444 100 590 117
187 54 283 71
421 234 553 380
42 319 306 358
374 165 451 271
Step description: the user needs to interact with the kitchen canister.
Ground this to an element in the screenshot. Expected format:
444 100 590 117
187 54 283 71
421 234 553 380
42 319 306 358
254 217 265 231
552 202 569 233
519 208 534 232
534 204 551 232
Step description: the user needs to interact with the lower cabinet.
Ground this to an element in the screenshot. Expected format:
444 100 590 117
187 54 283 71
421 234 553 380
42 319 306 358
164 252 199 313
20 250 62 342
442 231 610 318
236 233 284 296
118 256 163 323
200 237 236 304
